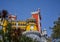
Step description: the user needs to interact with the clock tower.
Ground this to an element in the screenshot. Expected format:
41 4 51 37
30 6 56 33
31 9 41 33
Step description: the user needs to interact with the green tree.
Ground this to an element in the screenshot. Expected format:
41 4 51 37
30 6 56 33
19 35 36 42
10 28 35 42
51 17 60 39
2 10 8 19
0 39 2 42
0 30 2 42
0 30 2 35
47 37 52 42
0 22 11 42
6 23 12 42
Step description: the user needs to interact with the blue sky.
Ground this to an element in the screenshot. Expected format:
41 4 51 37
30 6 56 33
0 0 60 36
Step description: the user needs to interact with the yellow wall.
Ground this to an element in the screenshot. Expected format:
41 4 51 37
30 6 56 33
0 18 38 32
26 22 38 31
11 21 27 30
0 19 8 33
11 21 38 31
3 19 8 33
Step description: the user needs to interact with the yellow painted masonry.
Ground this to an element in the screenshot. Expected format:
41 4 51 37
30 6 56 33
0 18 38 33
11 21 27 30
0 19 8 33
26 24 37 31
3 20 8 33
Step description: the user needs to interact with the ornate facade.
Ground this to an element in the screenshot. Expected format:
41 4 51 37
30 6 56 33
0 9 48 42
8 9 41 33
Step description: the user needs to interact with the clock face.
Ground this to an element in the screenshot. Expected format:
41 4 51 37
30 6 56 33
30 25 34 30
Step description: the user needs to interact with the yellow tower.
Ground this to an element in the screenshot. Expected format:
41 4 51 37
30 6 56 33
26 17 38 31
3 19 8 33
0 18 8 33
2 19 8 33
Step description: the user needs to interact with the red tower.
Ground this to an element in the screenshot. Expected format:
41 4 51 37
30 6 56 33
8 14 16 21
31 9 41 33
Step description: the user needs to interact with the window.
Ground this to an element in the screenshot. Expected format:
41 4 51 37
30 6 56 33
0 26 2 29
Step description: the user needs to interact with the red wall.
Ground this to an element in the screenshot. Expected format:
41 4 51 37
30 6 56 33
32 13 41 33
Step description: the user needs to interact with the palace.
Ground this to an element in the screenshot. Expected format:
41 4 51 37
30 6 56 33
9 9 41 33
0 9 48 42
0 9 41 33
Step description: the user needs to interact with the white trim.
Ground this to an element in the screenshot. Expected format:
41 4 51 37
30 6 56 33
16 22 18 29
11 15 16 17
31 11 39 14
38 14 41 33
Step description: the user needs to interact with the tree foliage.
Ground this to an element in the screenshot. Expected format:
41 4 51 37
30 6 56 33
0 10 8 21
2 10 8 18
51 17 60 39
19 35 35 42
0 39 2 42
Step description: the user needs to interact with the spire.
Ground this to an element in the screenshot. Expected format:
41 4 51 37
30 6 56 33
43 28 47 36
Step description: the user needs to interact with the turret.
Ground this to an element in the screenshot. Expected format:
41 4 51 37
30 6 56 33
8 14 17 21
